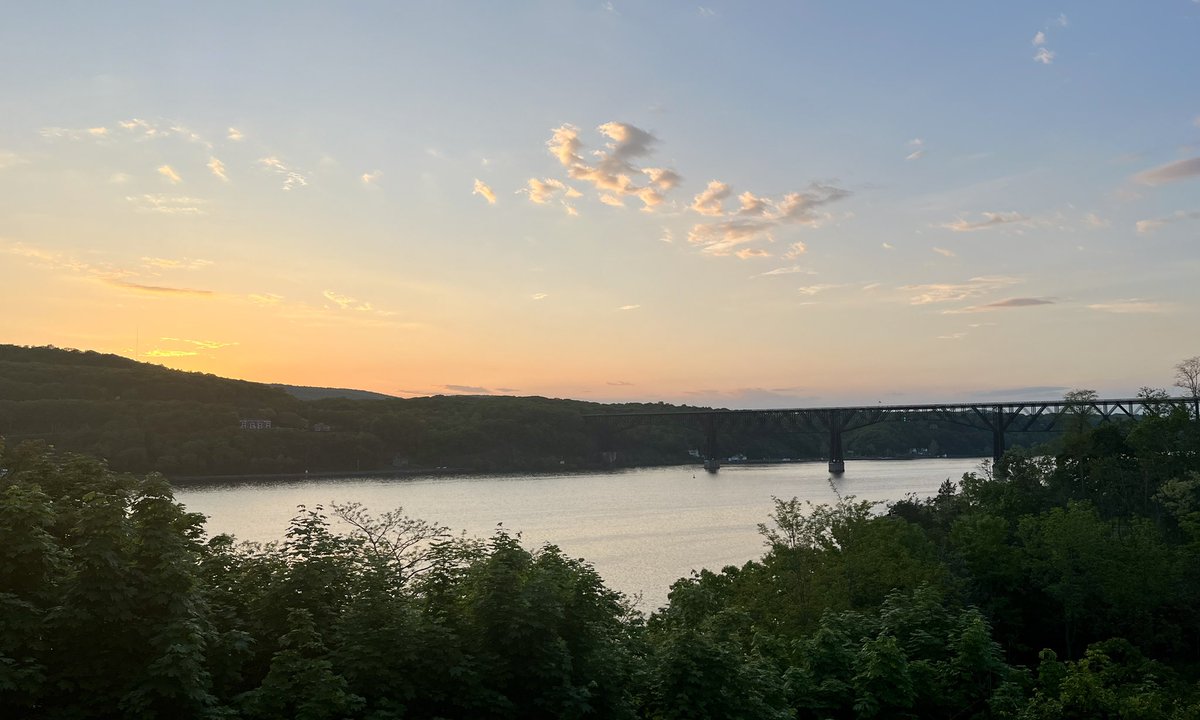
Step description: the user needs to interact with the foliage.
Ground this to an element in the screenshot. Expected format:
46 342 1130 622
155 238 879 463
4 401 1200 717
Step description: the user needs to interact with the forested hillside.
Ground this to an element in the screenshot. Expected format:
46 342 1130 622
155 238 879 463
3 402 1200 717
3 344 1036 477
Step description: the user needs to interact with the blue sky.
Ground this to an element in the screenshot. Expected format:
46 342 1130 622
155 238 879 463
2 1 1198 406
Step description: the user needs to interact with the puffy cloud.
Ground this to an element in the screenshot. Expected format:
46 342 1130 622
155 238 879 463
157 164 182 184
1033 31 1046 46
1083 213 1110 228
783 241 807 258
691 181 732 216
687 183 850 258
228 127 244 141
941 211 1026 232
736 191 770 216
1033 47 1055 64
543 122 680 210
643 167 681 190
1132 157 1200 186
599 194 625 207
472 178 496 204
207 157 228 181
362 170 384 185
902 276 1020 305
1135 210 1200 234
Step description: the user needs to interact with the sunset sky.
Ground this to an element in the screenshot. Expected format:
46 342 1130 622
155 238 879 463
3 2 1199 407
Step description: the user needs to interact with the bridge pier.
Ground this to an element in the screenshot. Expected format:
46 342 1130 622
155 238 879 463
702 414 720 472
828 410 845 474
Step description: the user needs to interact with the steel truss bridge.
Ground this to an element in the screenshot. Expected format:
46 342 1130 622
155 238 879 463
585 396 1200 473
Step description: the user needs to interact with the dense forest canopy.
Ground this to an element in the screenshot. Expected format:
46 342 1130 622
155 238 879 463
3 397 1200 717
2 344 1057 477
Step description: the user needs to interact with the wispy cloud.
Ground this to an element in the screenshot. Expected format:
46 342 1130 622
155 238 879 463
258 156 309 190
949 297 1055 313
1087 299 1171 314
932 246 956 257
249 293 284 305
531 292 548 300
472 178 496 204
1132 157 1200 186
160 337 238 350
157 164 182 184
906 149 925 161
797 284 841 296
106 279 214 296
1136 210 1200 234
142 257 212 270
902 276 1020 305
322 290 393 314
126 194 206 215
207 157 228 182
443 384 492 394
0 150 28 169
618 304 641 311
144 349 198 358
941 211 1025 232
362 170 383 185
753 265 815 278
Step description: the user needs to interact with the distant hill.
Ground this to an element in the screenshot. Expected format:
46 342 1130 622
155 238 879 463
0 344 713 477
0 343 1010 478
272 384 396 401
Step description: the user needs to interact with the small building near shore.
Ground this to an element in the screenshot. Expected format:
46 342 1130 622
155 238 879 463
239 418 273 430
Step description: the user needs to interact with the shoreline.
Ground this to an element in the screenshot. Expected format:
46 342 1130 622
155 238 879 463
169 454 987 486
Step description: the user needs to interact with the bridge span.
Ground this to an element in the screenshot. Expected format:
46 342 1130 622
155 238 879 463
585 396 1199 474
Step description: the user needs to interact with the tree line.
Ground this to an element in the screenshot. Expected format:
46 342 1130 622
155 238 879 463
3 400 1200 717
0 345 1105 478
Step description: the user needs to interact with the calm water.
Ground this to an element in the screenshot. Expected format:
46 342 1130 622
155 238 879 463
175 458 987 611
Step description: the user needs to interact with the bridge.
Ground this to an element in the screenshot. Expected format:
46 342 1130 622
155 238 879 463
585 396 1199 473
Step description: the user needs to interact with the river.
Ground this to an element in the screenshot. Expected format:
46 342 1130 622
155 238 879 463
175 458 987 611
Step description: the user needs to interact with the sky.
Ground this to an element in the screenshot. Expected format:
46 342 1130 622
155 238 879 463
2 1 1199 408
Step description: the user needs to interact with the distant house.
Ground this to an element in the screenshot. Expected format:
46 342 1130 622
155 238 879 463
312 422 332 432
239 418 272 430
